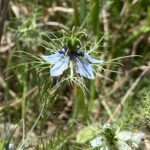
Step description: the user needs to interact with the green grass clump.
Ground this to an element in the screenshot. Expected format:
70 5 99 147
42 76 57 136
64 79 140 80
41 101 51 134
115 78 150 131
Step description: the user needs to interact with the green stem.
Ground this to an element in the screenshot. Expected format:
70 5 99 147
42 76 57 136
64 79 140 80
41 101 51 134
4 48 15 101
90 0 99 36
72 0 80 26
80 0 86 23
22 64 28 119
88 80 95 117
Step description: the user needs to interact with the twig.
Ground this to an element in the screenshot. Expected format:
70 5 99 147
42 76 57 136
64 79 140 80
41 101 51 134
0 0 9 43
37 21 69 31
120 1 128 17
108 62 150 123
107 65 148 97
102 4 109 41
0 42 15 53
132 35 145 55
102 3 112 84
17 103 44 149
47 7 73 14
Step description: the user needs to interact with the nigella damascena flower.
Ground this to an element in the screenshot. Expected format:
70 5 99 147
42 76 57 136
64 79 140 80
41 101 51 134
40 48 103 79
89 124 145 150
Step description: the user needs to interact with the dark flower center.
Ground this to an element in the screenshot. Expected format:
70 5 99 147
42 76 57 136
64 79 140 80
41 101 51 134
69 51 84 60
59 48 84 60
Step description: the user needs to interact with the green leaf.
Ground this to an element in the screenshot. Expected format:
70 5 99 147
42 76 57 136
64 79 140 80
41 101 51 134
76 125 99 144
0 139 4 150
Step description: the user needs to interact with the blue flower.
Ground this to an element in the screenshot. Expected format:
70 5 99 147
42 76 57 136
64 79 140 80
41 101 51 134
41 48 103 79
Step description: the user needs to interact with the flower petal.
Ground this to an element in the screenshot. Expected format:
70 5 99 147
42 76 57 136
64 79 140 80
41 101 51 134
40 48 65 64
116 131 133 141
40 52 64 64
100 145 109 150
85 54 104 64
131 132 144 142
116 141 132 150
76 58 95 79
90 136 103 148
50 56 69 76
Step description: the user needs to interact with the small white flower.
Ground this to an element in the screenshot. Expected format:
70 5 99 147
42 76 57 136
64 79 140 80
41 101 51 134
102 123 111 129
90 136 103 148
116 141 132 150
8 144 14 150
116 131 144 148
90 136 110 150
3 143 14 150
89 124 144 150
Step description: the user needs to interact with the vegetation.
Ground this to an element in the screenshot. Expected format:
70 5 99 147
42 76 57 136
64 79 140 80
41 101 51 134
0 0 150 149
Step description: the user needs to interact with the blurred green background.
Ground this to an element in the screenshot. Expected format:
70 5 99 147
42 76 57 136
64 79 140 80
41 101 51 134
0 0 150 149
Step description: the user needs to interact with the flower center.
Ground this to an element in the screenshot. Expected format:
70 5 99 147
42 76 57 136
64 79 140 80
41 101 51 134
69 51 84 60
59 47 84 60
